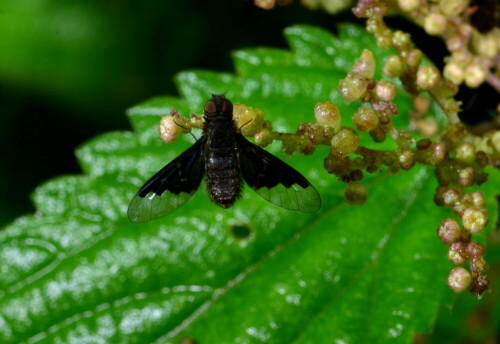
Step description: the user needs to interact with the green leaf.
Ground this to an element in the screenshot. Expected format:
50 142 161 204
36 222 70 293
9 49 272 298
0 24 497 344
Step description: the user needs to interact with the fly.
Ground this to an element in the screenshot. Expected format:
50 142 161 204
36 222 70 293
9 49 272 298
128 94 321 223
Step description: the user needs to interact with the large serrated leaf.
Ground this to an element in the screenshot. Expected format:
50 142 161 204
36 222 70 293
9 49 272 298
0 24 497 344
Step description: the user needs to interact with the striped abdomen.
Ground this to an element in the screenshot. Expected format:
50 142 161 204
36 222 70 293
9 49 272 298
206 146 241 208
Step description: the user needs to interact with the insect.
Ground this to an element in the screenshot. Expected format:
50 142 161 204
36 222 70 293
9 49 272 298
128 94 321 223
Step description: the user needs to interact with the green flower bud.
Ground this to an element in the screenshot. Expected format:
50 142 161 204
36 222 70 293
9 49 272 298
352 107 379 132
375 80 397 102
352 49 376 79
448 242 467 265
464 63 487 88
233 103 264 136
253 128 273 147
416 65 441 90
314 101 342 130
447 267 472 293
467 242 485 258
439 0 468 17
424 13 447 36
437 218 461 245
398 0 420 11
383 55 405 78
159 111 182 143
462 207 488 234
444 62 464 84
338 76 368 102
331 128 360 156
344 182 368 205
459 167 475 187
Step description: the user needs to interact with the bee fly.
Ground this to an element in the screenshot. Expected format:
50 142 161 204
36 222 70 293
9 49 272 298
128 94 321 223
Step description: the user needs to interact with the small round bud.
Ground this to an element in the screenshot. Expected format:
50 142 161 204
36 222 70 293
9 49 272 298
253 128 273 147
338 76 368 102
331 128 360 156
433 143 449 162
413 95 430 114
349 169 363 182
398 0 419 11
470 191 485 209
399 150 415 170
462 208 488 234
406 49 423 67
370 126 386 143
453 201 468 218
376 35 393 49
424 13 447 36
159 112 182 143
464 64 487 88
416 65 441 90
437 218 461 244
452 51 472 65
455 142 476 163
439 0 468 17
447 267 472 293
392 31 411 50
470 257 489 274
470 275 489 296
353 107 379 132
442 188 461 207
434 186 448 206
383 55 405 78
475 151 489 167
459 167 475 187
459 24 473 39
462 193 474 206
467 242 485 258
473 33 498 59
352 49 376 79
375 80 397 102
233 103 264 136
396 130 413 148
344 182 368 205
417 138 431 150
446 36 464 52
314 101 342 130
416 117 438 137
379 114 391 126
448 242 467 265
444 62 464 84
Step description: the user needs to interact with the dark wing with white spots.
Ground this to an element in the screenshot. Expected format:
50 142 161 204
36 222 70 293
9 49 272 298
236 134 321 212
128 137 206 223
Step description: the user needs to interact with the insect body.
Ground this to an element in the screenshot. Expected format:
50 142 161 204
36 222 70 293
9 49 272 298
204 96 241 208
128 94 321 223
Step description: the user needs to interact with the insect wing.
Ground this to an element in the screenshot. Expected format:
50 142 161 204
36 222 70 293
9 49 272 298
237 134 321 212
128 137 206 223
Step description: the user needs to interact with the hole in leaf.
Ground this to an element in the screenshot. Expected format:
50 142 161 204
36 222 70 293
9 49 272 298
229 223 254 241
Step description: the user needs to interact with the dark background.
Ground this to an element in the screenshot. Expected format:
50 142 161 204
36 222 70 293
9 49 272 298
0 0 495 228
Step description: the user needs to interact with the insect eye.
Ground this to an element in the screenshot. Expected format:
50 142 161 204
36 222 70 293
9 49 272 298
222 99 233 114
204 100 217 114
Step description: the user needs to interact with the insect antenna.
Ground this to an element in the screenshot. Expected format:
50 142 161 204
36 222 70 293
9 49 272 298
239 119 253 132
174 120 197 141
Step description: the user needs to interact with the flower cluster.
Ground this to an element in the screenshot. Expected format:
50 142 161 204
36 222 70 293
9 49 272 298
351 0 499 296
160 0 499 297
